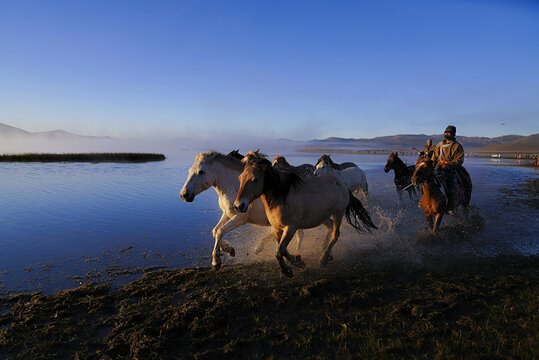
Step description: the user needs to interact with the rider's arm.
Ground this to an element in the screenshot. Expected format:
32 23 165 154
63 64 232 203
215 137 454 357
452 143 464 165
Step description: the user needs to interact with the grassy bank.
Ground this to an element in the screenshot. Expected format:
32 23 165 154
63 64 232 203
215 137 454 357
0 255 537 359
0 153 166 163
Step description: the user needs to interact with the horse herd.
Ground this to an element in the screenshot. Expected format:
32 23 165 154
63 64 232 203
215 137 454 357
180 150 472 277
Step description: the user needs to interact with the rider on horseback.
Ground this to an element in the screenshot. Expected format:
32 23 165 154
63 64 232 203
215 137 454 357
431 125 464 216
421 139 435 159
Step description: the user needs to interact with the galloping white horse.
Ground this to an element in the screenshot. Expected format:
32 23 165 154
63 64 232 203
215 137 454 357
314 154 369 200
180 151 303 268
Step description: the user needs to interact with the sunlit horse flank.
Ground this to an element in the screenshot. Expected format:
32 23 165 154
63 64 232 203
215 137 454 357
272 155 315 178
314 154 368 200
384 152 417 200
234 151 377 277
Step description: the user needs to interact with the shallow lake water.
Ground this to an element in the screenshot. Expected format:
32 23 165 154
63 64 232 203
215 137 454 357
0 151 537 295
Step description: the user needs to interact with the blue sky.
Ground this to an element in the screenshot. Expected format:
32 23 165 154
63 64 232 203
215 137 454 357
0 0 538 140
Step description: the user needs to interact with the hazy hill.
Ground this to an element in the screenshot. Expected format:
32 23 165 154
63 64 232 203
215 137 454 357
310 134 524 151
473 133 539 153
0 123 31 137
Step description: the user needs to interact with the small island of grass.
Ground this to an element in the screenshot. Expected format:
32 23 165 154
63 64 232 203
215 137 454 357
0 153 166 163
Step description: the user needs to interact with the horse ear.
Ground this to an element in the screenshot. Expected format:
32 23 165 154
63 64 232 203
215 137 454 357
396 152 399 155
254 149 259 155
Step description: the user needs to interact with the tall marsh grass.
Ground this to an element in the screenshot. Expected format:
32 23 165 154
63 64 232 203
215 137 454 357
0 153 166 163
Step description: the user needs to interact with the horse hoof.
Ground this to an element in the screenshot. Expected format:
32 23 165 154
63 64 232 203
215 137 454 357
281 267 294 278
291 255 306 269
320 254 333 266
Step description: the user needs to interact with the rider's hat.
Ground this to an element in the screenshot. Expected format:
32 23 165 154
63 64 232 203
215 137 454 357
444 125 456 136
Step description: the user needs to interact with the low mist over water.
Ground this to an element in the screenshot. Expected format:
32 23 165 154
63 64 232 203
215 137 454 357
0 152 537 294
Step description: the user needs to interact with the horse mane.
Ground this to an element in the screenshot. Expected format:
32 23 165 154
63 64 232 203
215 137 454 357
245 156 304 201
273 155 292 168
196 151 244 172
226 149 244 160
316 154 339 169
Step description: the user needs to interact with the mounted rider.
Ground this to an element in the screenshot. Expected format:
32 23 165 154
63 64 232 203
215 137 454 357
421 139 435 159
431 125 464 215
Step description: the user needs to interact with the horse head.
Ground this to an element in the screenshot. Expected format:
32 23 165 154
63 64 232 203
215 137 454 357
412 158 434 186
272 155 292 169
314 154 333 175
227 149 244 160
234 156 271 213
180 152 220 202
384 152 398 173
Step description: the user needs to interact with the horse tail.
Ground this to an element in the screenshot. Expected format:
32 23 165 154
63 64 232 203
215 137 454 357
345 192 377 232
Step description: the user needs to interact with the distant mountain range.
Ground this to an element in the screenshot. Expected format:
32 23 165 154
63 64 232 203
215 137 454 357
1 122 537 154
0 123 112 140
306 134 534 152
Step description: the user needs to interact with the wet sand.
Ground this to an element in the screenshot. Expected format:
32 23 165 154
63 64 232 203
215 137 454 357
1 254 537 359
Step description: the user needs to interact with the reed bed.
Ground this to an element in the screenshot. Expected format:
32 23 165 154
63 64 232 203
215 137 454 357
0 153 166 163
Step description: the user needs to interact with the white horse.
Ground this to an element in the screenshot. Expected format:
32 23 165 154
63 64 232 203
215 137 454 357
180 151 303 268
314 154 369 200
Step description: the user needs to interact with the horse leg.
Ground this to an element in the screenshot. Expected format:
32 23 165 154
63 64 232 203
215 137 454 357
397 188 403 202
275 227 296 277
462 204 469 222
211 213 230 269
360 184 369 202
321 218 334 250
321 213 343 266
426 215 433 230
432 213 444 234
212 214 248 268
295 229 305 252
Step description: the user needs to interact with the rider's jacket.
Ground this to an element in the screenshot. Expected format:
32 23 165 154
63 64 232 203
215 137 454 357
431 140 464 166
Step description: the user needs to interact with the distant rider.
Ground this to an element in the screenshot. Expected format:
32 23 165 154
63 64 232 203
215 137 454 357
420 139 435 159
431 125 464 215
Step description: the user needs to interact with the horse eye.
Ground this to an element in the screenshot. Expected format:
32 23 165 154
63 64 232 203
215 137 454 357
253 178 258 183
197 170 205 175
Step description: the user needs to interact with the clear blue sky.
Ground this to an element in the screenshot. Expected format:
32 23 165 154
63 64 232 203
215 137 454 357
1 0 538 140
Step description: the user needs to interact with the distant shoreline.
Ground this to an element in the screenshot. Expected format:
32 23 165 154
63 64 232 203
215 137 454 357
0 153 166 163
298 147 538 159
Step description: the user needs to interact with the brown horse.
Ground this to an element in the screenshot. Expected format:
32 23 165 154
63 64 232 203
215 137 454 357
272 155 315 177
234 152 376 277
384 153 417 200
412 158 472 233
411 158 446 233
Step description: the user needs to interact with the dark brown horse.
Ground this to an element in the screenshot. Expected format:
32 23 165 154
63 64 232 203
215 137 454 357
384 153 417 200
272 155 315 177
412 158 472 233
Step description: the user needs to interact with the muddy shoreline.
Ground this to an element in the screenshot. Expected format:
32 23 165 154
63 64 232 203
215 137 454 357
1 254 537 359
